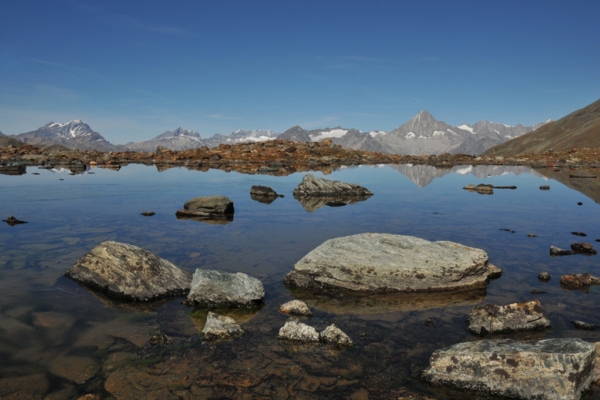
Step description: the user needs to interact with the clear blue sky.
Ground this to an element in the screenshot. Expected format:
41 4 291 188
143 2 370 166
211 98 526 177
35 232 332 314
1 0 599 143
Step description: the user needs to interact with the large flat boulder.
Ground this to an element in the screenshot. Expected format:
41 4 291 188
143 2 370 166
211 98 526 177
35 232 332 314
292 174 373 198
284 233 501 293
175 195 234 218
185 269 265 308
467 300 551 335
65 241 192 301
423 338 596 400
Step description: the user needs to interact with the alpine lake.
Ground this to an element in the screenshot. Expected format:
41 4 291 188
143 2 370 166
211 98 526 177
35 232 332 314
2 163 600 399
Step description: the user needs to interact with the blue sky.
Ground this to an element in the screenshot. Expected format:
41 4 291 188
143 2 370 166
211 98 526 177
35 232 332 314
1 0 599 143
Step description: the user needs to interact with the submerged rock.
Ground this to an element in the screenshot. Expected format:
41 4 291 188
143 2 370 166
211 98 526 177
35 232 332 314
185 269 265 308
572 320 597 331
571 231 588 237
550 245 574 256
278 300 313 316
540 185 550 190
65 241 192 301
141 211 155 216
175 195 234 219
319 324 353 347
538 272 551 282
202 312 245 341
2 215 27 226
463 183 493 194
422 338 596 400
293 174 372 198
284 233 501 293
278 318 319 342
467 300 551 335
560 273 600 289
571 242 597 255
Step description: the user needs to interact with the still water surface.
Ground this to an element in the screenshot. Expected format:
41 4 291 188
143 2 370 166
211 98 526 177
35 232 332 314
1 164 600 399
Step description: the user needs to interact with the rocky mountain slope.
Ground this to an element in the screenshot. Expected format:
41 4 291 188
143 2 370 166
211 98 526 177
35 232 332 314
125 128 206 152
483 98 600 156
203 129 279 148
12 120 124 152
278 112 544 156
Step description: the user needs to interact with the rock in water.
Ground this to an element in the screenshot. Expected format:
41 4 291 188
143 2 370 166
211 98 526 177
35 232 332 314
571 242 597 255
250 185 280 197
467 300 551 335
319 324 353 346
202 312 245 341
185 269 265 308
422 338 595 400
175 195 234 218
278 300 313 316
463 183 494 194
292 174 372 198
538 272 551 282
284 233 501 293
2 215 27 226
560 273 600 289
65 241 192 301
278 318 319 342
550 245 574 256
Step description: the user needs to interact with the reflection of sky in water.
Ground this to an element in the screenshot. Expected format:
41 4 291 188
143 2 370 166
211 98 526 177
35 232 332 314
1 164 600 397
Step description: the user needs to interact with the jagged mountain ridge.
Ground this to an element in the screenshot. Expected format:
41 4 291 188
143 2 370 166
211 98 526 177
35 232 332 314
483 98 600 156
126 128 206 152
203 129 279 148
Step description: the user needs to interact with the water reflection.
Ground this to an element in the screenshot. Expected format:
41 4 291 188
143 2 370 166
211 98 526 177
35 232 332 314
175 214 234 224
294 195 372 213
539 168 600 204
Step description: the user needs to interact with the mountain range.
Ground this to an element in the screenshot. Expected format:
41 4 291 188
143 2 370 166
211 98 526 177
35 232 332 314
483 98 600 156
3 112 549 155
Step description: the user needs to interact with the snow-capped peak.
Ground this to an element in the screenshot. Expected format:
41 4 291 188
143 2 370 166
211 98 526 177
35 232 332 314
458 124 475 134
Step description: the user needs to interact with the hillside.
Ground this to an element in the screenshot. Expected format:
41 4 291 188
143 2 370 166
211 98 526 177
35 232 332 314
483 98 600 156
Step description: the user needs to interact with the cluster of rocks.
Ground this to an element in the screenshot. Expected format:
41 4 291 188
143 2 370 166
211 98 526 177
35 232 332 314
550 242 597 256
3 140 600 177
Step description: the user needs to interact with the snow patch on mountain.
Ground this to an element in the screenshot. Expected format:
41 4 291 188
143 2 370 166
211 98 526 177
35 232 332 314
458 124 475 133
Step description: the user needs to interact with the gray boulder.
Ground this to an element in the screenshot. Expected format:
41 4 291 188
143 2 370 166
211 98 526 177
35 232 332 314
293 174 373 198
463 183 494 194
185 269 265 308
65 241 192 301
278 318 319 342
423 338 596 400
250 185 280 197
175 195 234 218
319 324 353 346
278 300 313 316
202 312 245 341
467 300 551 335
284 233 501 293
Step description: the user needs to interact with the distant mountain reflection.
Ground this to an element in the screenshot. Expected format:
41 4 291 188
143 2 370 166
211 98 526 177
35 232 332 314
390 164 546 188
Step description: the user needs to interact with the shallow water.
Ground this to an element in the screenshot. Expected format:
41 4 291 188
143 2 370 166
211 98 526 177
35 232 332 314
1 164 600 399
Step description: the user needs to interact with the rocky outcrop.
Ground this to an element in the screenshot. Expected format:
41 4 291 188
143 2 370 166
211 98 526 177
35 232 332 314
284 233 501 293
467 300 551 335
319 324 353 347
422 338 596 400
278 318 319 342
65 241 192 301
278 300 313 316
292 174 373 198
175 195 234 219
185 269 265 308
463 183 493 194
201 312 245 341
560 273 600 289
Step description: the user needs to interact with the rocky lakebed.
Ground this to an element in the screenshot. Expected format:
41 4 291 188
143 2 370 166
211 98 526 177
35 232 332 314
2 163 600 399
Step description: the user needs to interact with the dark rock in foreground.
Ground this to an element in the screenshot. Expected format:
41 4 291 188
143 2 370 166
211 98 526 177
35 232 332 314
278 300 312 316
3 215 27 226
202 312 245 341
175 195 234 219
141 211 155 216
185 269 265 308
422 338 595 400
65 241 192 301
467 300 551 335
560 273 600 290
293 174 372 198
284 233 501 293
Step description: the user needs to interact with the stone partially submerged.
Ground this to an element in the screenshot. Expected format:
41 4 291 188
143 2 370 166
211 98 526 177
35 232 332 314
202 312 245 341
467 300 551 335
293 174 373 198
319 324 353 347
278 300 313 316
65 241 192 301
175 195 234 220
284 233 501 293
422 338 596 400
278 318 319 342
185 269 265 308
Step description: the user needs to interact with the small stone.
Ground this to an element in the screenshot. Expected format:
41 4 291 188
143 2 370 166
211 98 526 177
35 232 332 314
424 318 436 327
278 300 313 316
149 333 173 345
550 245 574 256
571 242 597 255
527 233 537 238
141 211 155 216
560 273 600 289
202 312 245 341
537 272 551 282
2 215 27 226
578 202 583 205
571 231 587 237
539 185 550 190
463 183 493 194
278 318 319 342
319 324 353 346
572 320 597 331
530 289 547 294
467 300 551 335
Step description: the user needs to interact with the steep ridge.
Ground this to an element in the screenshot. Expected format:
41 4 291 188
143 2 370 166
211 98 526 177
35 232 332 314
483 98 600 156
